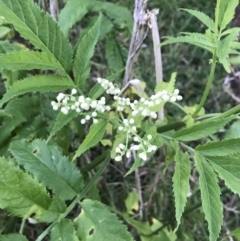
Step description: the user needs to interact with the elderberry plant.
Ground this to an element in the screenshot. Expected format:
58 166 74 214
0 0 240 241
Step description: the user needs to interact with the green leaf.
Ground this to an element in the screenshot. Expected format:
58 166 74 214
0 74 75 107
174 116 235 141
161 35 214 52
220 0 239 31
10 139 83 200
194 152 222 241
73 15 101 88
0 41 22 54
105 35 124 72
0 26 11 38
0 157 63 222
207 156 240 195
172 141 191 230
50 219 79 241
74 199 134 241
73 118 108 160
0 0 73 73
181 9 215 32
48 110 79 142
0 234 28 241
58 0 94 34
0 51 65 72
225 120 240 138
125 157 144 176
196 138 240 156
215 0 229 29
91 2 133 32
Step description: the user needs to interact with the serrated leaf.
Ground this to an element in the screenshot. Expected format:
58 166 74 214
0 234 28 241
73 118 108 160
220 0 239 31
161 36 214 52
50 219 79 241
105 35 124 72
48 110 79 142
0 157 63 222
181 9 215 32
0 74 75 107
91 2 133 32
172 141 191 230
73 15 101 88
207 156 240 195
74 199 134 241
125 157 143 176
0 41 22 54
174 116 235 141
0 0 73 73
59 0 94 34
194 152 222 241
10 139 83 200
196 138 240 156
225 120 240 138
216 0 229 29
0 51 65 72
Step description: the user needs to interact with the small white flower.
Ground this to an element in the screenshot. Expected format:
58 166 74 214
174 89 179 95
86 115 91 120
131 126 137 132
81 119 86 124
61 107 68 115
118 126 124 131
147 135 152 140
71 88 77 95
151 145 157 151
133 136 139 142
129 118 134 124
131 145 140 150
126 151 131 158
91 100 97 108
177 95 183 101
119 144 125 150
170 96 177 102
115 156 122 162
150 112 157 119
93 119 98 124
57 93 65 102
162 94 170 101
116 147 121 153
92 111 97 117
76 108 81 113
139 152 147 161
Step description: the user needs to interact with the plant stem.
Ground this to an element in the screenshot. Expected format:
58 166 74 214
192 50 217 117
36 153 110 241
19 219 26 234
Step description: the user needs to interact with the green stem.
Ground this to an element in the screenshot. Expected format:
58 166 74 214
192 50 217 117
19 219 26 234
36 153 110 241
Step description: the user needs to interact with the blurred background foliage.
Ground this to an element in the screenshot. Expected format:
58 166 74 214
0 0 240 240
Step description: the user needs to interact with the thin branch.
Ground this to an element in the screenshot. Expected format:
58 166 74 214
123 0 148 86
148 9 164 119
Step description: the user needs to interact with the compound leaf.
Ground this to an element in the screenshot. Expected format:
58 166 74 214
194 152 222 241
74 199 134 241
10 139 83 200
0 0 73 73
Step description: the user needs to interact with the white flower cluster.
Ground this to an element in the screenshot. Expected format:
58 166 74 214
51 89 111 124
118 118 137 133
115 134 157 162
97 78 121 95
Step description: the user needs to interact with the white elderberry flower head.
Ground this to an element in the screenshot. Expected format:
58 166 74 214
57 93 65 102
